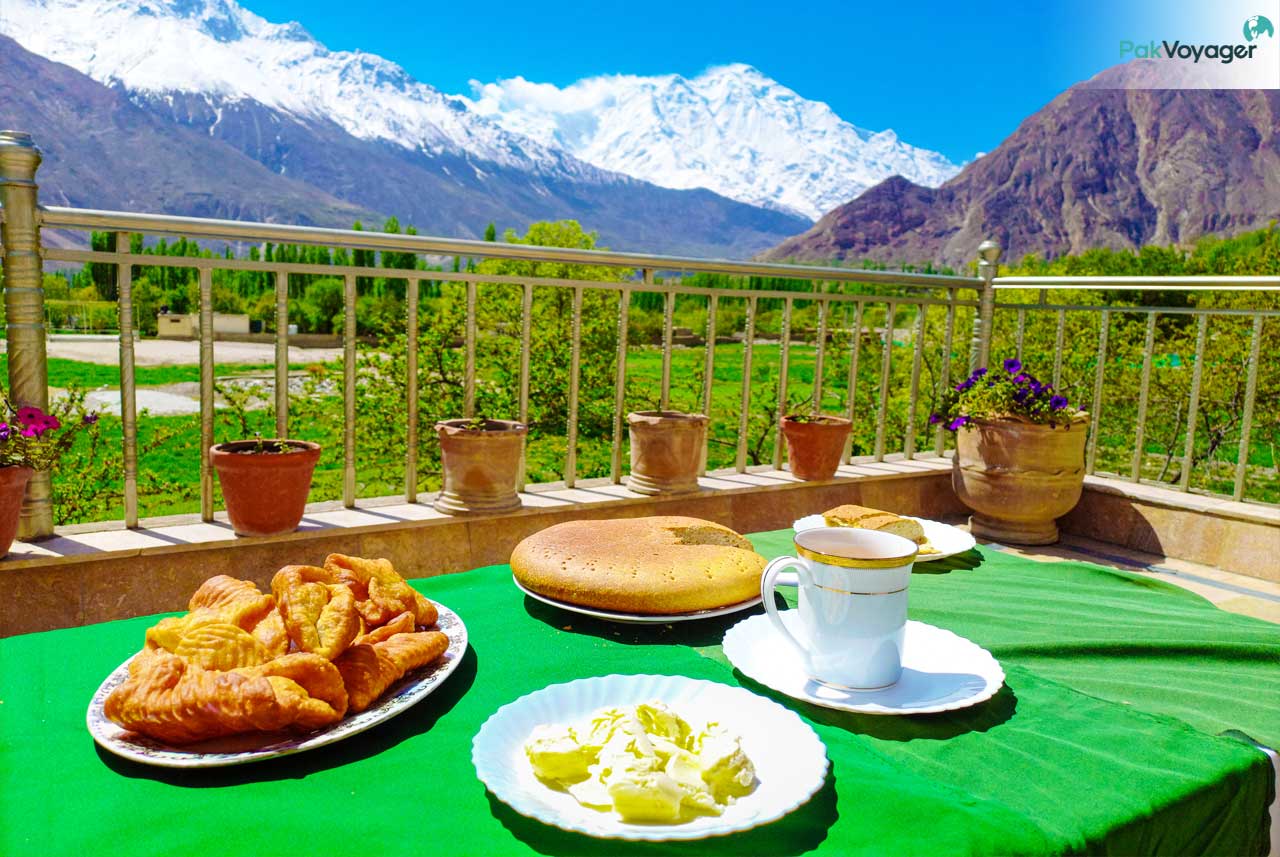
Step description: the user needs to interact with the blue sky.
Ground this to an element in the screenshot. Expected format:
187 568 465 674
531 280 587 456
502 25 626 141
248 0 1179 163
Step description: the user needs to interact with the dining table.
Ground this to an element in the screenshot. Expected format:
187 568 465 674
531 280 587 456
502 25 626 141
2 527 1278 856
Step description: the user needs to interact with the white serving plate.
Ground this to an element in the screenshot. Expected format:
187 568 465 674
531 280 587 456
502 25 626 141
513 576 762 624
723 614 1004 715
472 674 829 841
86 602 468 768
791 514 977 562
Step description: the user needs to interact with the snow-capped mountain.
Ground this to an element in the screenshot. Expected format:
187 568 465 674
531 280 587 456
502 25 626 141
462 65 961 220
0 0 587 176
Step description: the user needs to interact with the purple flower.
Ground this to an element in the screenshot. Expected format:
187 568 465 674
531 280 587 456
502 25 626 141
972 368 988 378
947 416 970 431
955 379 973 393
928 413 943 425
0 423 9 441
83 413 99 425
1013 373 1028 384
1003 358 1022 374
1050 395 1069 411
16 406 43 426
1028 380 1044 396
1013 387 1030 403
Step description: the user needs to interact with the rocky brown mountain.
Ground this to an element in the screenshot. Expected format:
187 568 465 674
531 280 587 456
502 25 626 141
762 64 1280 267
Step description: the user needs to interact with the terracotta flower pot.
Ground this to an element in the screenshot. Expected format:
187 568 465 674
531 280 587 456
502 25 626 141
211 440 321 537
781 415 852 481
0 465 33 557
627 410 708 495
435 419 527 515
951 415 1088 545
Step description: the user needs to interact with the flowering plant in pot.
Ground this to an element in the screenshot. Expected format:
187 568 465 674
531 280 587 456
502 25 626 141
780 412 852 481
935 358 1087 545
0 395 99 555
211 433 322 537
434 417 527 515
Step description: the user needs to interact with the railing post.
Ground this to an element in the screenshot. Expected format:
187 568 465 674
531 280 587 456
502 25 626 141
0 131 54 539
970 239 1002 371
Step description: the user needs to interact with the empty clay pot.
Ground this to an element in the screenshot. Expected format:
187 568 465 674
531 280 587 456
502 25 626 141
435 419 527 515
781 415 852 480
0 465 33 557
951 415 1088 545
211 440 321 537
627 410 708 495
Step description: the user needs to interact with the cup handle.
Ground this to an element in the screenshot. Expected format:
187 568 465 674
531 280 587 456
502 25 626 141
761 556 812 659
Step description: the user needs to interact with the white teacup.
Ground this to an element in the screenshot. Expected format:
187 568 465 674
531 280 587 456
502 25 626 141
761 527 918 689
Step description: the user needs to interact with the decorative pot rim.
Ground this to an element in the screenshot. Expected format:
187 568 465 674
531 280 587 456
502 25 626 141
963 413 1089 430
781 414 852 427
627 410 709 424
435 418 528 435
211 439 321 455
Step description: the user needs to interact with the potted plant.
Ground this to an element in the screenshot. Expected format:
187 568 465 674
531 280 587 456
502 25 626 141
0 395 98 556
627 410 708 495
434 418 527 515
780 413 852 480
211 435 321 537
936 358 1087 545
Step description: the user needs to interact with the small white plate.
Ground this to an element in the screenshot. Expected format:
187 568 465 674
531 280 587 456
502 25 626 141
513 576 762 625
472 674 829 841
86 603 469 768
723 614 1004 716
791 515 976 562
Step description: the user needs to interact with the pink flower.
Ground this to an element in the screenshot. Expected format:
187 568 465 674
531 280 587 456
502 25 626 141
20 424 40 438
16 406 44 426
41 415 61 431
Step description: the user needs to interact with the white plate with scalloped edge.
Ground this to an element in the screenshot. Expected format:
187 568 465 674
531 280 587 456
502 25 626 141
472 674 828 841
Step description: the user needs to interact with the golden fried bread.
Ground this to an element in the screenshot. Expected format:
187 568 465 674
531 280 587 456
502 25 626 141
323 554 437 628
173 622 271 671
509 516 766 614
821 504 927 544
333 631 449 713
146 577 277 655
234 653 348 728
271 565 361 660
353 611 415 645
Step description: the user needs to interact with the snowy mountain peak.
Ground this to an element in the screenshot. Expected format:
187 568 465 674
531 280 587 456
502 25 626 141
462 65 960 220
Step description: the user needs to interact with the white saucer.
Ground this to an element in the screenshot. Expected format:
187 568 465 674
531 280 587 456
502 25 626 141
791 515 976 562
513 576 762 625
722 613 1004 715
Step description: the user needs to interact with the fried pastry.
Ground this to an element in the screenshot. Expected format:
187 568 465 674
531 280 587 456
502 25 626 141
324 554 437 628
233 653 349 730
145 576 277 655
104 651 345 744
333 630 449 713
271 565 361 660
173 622 271 671
353 611 415 645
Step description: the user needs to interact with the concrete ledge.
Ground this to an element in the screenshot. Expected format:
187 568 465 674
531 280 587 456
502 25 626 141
0 455 963 637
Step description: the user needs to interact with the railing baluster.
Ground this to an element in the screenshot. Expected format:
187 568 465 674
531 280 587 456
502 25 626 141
735 296 757 473
772 297 793 471
1053 309 1066 390
935 298 957 456
117 232 138 528
405 278 420 502
610 288 630 484
700 293 717 476
343 272 357 507
658 271 673 411
275 271 289 438
564 285 583 488
904 304 926 460
1180 314 1210 491
463 279 477 419
812 300 829 413
1233 314 1264 501
874 301 896 461
517 282 533 491
1086 310 1109 474
1130 311 1157 482
843 300 864 464
198 267 214 521
1015 308 1026 361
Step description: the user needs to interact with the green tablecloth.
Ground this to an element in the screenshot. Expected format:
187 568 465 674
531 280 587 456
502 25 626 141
2 533 1277 856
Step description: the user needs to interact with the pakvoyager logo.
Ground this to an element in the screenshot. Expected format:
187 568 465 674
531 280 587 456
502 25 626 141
1120 15 1271 63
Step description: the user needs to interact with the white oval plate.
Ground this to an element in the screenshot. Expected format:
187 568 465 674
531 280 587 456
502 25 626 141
86 602 468 768
513 576 762 625
472 674 829 841
792 515 976 562
724 614 1004 716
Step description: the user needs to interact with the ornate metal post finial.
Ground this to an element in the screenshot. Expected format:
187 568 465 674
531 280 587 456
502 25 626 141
0 130 54 539
970 238 1003 372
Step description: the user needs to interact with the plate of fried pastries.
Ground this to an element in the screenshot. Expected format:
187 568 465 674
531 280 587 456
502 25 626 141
87 554 468 768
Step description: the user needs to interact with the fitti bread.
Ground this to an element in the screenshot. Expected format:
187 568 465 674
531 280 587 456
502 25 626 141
821 504 926 544
510 516 766 614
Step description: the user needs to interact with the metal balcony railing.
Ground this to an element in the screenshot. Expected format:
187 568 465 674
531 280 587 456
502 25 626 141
2 130 1278 538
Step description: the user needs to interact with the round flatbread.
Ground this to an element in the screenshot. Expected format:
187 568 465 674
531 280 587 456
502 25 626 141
510 516 766 614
